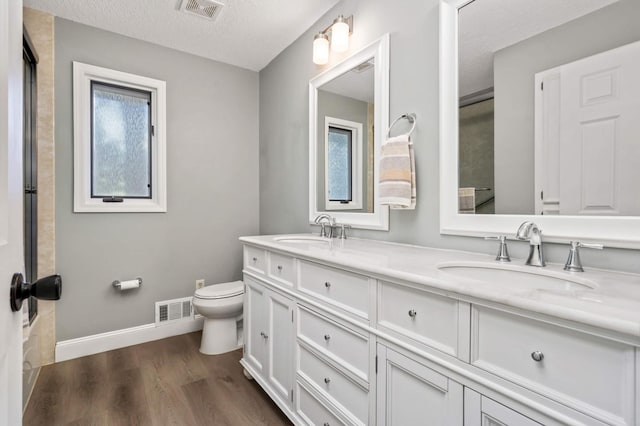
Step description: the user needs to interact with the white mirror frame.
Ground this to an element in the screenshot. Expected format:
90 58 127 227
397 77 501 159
309 33 390 230
440 0 640 249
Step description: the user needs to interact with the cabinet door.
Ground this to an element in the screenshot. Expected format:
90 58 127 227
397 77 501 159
377 344 463 426
244 278 268 377
464 388 542 426
267 290 294 405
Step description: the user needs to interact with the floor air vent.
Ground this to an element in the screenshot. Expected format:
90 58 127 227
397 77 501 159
155 297 193 326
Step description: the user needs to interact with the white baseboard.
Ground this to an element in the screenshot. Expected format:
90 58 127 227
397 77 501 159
55 317 204 362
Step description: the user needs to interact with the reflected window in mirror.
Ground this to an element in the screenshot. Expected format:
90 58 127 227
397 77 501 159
457 0 640 217
326 119 363 210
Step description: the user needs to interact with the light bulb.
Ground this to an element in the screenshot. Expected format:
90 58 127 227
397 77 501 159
330 16 349 53
313 33 329 65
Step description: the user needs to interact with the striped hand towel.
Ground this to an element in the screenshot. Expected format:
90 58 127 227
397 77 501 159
458 187 476 214
379 134 416 209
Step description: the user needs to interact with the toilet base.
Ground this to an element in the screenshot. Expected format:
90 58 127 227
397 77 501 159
199 317 240 355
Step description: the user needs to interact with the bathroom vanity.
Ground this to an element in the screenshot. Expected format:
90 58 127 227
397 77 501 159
240 234 640 426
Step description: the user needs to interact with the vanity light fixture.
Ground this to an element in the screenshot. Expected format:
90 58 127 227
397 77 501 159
313 33 330 65
312 14 354 65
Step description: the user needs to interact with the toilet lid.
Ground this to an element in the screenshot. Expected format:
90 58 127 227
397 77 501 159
195 281 244 299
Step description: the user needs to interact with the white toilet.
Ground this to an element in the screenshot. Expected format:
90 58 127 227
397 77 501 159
192 280 244 355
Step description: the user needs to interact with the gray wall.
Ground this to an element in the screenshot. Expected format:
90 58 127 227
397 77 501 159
317 90 370 212
494 0 640 214
55 19 259 340
258 0 640 274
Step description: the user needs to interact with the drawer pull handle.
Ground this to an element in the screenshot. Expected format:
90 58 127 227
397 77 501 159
324 334 331 341
324 423 330 426
324 281 331 288
531 351 544 362
260 331 268 339
324 377 331 384
408 309 417 318
252 257 258 262
277 265 283 271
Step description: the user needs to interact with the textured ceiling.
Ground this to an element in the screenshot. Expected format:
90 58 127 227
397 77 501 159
24 0 341 71
459 0 618 97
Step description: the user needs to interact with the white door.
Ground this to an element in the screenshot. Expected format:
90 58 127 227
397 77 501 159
244 278 268 378
377 344 463 425
266 290 293 407
537 40 640 216
1 0 25 424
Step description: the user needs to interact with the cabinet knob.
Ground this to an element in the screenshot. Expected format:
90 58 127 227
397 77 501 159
324 423 330 426
531 351 544 362
260 331 268 339
324 281 331 288
408 309 417 318
277 265 283 271
324 334 331 341
252 257 258 262
324 377 331 384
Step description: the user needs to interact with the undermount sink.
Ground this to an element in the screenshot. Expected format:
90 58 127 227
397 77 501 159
273 235 330 244
437 261 598 291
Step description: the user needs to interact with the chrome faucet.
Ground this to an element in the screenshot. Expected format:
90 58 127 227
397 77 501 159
314 214 335 238
515 221 545 267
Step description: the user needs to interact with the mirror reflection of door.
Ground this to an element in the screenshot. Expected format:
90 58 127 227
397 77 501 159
457 0 640 216
535 40 640 216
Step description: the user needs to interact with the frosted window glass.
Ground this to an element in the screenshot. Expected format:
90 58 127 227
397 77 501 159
91 82 151 198
328 126 352 202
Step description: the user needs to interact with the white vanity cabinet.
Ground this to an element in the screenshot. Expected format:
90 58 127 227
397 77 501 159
243 276 295 410
240 238 639 426
377 344 464 425
464 388 542 426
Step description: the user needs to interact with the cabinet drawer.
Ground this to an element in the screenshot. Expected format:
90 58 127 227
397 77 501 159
244 246 267 275
378 281 461 357
472 306 635 425
269 252 296 287
298 345 368 425
298 306 369 382
296 382 346 426
299 261 370 319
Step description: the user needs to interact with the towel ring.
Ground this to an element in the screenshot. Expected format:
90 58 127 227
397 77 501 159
387 113 417 138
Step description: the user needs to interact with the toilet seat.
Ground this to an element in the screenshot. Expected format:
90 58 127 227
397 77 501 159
194 280 244 300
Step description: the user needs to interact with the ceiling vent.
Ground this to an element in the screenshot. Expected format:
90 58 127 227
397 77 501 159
180 0 225 21
352 59 375 73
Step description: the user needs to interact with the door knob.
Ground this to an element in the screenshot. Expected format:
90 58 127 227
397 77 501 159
10 273 62 312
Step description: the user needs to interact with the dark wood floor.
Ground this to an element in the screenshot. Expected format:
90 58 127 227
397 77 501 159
24 332 292 426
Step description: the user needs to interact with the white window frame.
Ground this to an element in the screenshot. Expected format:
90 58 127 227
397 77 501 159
324 116 363 210
73 61 167 212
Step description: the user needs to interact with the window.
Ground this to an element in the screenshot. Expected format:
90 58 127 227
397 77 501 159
324 116 363 210
73 62 166 212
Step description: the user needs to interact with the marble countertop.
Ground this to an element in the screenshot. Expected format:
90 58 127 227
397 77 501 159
240 234 640 341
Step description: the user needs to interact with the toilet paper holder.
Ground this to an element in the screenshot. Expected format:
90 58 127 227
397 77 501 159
112 277 143 290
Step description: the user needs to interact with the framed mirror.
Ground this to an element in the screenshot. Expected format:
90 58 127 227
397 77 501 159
440 0 640 248
309 34 390 230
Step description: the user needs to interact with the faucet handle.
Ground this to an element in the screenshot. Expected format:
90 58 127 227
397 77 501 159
485 235 511 262
564 241 604 272
574 241 604 250
336 224 352 240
